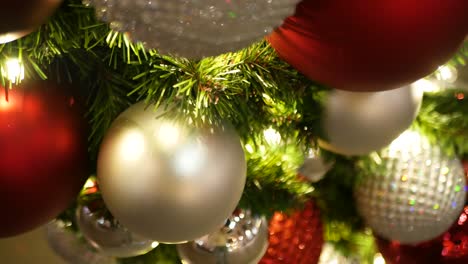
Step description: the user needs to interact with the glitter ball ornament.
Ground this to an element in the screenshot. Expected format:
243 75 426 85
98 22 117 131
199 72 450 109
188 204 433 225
267 0 468 91
377 206 468 264
319 85 423 156
0 81 89 238
0 0 62 44
177 210 269 264
355 130 467 244
97 101 246 243
84 0 300 59
46 220 117 264
76 199 158 258
259 201 323 264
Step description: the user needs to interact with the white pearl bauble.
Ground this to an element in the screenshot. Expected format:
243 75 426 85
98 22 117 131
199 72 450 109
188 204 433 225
97 102 247 243
320 85 423 155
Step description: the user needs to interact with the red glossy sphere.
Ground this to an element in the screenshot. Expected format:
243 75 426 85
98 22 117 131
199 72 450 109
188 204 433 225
0 0 62 43
267 0 468 91
0 81 88 237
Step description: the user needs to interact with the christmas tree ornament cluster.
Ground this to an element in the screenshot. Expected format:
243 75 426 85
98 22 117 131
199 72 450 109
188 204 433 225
46 220 117 264
377 206 468 264
268 0 468 91
84 0 300 59
177 209 269 264
97 101 247 243
0 0 63 44
355 130 467 244
260 201 324 264
0 81 89 238
319 85 423 155
77 199 158 258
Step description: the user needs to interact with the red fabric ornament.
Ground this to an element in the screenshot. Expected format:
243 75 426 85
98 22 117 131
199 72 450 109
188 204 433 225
267 0 468 92
259 201 324 264
0 81 89 238
377 206 468 264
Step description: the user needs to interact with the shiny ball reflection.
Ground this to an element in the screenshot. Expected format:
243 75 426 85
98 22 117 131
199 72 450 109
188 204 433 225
177 210 269 264
76 199 158 258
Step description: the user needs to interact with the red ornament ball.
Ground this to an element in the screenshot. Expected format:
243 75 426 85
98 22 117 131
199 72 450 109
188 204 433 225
377 206 468 264
0 0 63 44
267 0 468 91
0 81 89 238
259 201 324 264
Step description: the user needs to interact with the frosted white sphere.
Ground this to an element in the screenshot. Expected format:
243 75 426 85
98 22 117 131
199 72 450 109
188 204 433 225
84 0 301 59
354 131 467 244
97 102 246 243
319 85 423 155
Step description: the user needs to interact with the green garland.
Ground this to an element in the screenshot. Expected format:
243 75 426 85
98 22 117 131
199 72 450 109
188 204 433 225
1 1 467 263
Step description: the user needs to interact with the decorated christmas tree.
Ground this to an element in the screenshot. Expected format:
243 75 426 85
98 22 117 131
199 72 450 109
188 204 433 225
0 0 467 263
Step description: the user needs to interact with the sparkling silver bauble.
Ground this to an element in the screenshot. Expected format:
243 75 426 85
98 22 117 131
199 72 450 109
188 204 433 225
76 199 158 258
84 0 300 59
298 150 333 182
319 85 423 155
355 130 467 244
46 220 116 264
97 101 246 243
177 210 268 264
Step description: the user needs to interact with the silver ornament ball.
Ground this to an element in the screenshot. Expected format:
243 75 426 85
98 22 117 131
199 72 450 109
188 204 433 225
84 0 300 59
76 199 158 258
177 209 269 264
97 101 247 243
354 130 467 244
46 220 117 264
298 150 333 182
319 85 423 155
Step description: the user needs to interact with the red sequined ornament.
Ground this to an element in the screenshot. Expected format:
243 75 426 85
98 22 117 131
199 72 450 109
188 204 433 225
259 201 324 264
377 206 468 264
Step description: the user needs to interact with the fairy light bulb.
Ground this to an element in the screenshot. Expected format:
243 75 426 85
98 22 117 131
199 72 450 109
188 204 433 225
435 65 458 83
2 58 25 84
263 127 281 145
412 79 441 93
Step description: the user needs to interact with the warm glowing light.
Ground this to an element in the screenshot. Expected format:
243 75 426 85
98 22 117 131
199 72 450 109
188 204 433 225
263 127 281 145
151 241 159 248
119 130 146 161
373 253 386 264
156 122 181 151
435 65 458 83
83 178 97 189
2 58 25 84
412 79 440 93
